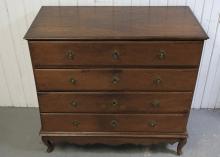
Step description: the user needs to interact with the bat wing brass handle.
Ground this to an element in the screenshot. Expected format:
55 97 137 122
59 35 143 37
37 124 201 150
151 99 160 108
71 101 78 108
72 120 80 127
112 50 120 60
158 49 166 60
66 50 74 60
69 78 76 85
112 76 120 84
110 120 118 128
111 99 118 107
153 77 162 85
148 120 157 127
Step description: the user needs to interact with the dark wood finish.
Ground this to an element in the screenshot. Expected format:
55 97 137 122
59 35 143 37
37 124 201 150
41 135 182 153
38 92 192 113
29 41 203 67
24 6 208 40
41 113 187 133
40 133 187 155
25 6 208 155
41 135 183 145
40 131 187 137
42 136 54 153
35 69 197 91
177 138 187 155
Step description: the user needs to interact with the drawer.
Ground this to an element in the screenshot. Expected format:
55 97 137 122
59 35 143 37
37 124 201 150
29 41 203 67
39 92 192 113
35 69 197 91
41 113 187 133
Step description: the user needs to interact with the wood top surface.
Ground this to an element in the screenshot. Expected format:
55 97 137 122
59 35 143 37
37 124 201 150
24 6 208 41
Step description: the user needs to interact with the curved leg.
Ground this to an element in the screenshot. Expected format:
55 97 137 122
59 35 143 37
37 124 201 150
42 136 55 153
177 138 187 155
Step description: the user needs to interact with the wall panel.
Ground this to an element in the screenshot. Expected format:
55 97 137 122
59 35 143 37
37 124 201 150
0 0 27 107
59 0 77 6
132 0 150 6
95 0 113 6
150 0 167 6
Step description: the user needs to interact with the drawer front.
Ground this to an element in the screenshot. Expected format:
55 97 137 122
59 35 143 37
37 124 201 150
41 114 187 133
29 41 203 67
35 69 197 91
39 92 192 113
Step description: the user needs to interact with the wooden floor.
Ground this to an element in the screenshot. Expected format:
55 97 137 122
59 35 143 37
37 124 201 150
0 107 219 157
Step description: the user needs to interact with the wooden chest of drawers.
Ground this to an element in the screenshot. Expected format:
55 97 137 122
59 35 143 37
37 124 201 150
24 6 208 155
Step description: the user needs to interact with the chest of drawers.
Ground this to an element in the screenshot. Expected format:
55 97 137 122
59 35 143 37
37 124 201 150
24 6 208 155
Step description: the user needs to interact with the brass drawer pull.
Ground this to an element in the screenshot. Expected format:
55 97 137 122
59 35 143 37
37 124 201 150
110 120 118 128
158 49 166 60
148 120 157 127
151 99 160 108
69 78 76 84
112 50 120 60
66 50 74 60
70 101 78 108
111 99 118 107
72 120 80 127
153 77 162 85
112 76 120 84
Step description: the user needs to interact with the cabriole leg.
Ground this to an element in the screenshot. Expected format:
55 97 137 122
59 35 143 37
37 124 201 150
42 136 55 153
177 138 187 155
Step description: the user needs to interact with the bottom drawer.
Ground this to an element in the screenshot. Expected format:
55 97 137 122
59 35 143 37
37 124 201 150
41 114 187 133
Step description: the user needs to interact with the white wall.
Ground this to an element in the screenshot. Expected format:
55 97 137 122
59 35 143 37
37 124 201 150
0 0 220 108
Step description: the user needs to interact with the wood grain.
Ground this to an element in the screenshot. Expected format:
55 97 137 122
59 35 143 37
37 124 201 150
38 92 192 113
41 113 187 133
40 135 184 148
24 6 208 40
35 69 198 91
29 41 203 67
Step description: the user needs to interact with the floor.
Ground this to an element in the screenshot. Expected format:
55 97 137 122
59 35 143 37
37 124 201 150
0 107 219 157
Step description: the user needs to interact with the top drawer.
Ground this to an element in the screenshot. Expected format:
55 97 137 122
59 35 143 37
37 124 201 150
29 41 203 67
